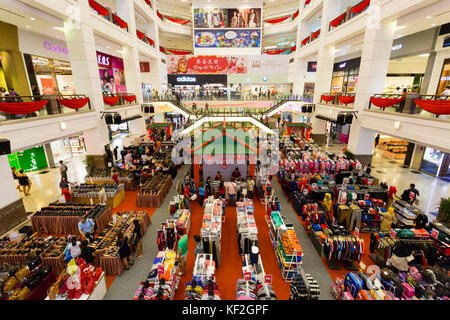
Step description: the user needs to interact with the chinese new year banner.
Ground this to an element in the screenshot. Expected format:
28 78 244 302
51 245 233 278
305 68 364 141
194 29 261 48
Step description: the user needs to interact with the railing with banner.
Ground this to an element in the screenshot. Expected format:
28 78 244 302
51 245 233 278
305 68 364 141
136 30 155 48
88 0 129 33
165 48 193 55
263 8 300 26
320 92 355 106
146 94 305 103
368 93 450 119
0 94 92 122
329 0 371 31
103 93 137 107
157 10 191 27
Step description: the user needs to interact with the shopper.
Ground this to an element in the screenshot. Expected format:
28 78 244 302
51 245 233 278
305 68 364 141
198 182 205 206
131 219 143 258
177 229 188 276
67 236 82 259
0 87 9 97
205 177 212 197
227 180 237 206
59 160 68 180
215 171 222 181
98 186 107 205
374 134 380 148
18 169 32 196
117 231 133 270
78 216 95 240
212 177 220 198
59 176 70 190
365 163 372 175
84 232 95 244
408 183 420 205
387 185 397 208
246 176 255 198
11 167 20 191
183 183 191 210
113 146 119 161
194 234 203 256
219 181 226 199
61 187 72 203
111 169 120 184
231 168 241 181
80 240 104 264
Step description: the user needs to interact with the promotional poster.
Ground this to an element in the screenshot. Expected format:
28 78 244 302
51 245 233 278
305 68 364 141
96 51 127 94
193 8 261 29
167 55 288 75
194 29 261 48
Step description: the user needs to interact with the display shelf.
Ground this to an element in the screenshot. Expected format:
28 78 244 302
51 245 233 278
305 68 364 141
45 272 107 300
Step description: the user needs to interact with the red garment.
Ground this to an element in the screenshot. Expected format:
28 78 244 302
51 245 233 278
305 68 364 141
183 186 190 198
112 173 119 184
388 186 397 200
62 189 71 201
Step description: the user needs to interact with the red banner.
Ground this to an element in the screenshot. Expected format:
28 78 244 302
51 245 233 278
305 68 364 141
140 62 150 72
136 30 145 40
146 37 154 46
264 48 289 55
0 100 48 115
103 96 120 106
88 0 108 16
57 98 90 110
301 36 310 46
112 14 128 29
321 95 334 102
144 0 151 6
165 16 190 25
156 11 163 20
414 99 450 115
159 46 165 53
291 45 297 52
293 10 300 20
166 49 192 55
305 0 311 4
370 97 403 108
123 95 136 103
265 15 290 24
311 29 321 39
186 56 230 73
338 96 355 104
330 13 346 28
351 0 370 13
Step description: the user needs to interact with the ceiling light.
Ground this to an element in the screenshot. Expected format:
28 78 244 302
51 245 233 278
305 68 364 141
432 23 436 26
396 25 406 29
426 16 431 19
419 53 429 57
30 17 35 20
25 25 30 28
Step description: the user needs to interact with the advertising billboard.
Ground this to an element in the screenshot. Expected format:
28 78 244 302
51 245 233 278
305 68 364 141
96 51 127 94
194 29 261 48
193 8 261 29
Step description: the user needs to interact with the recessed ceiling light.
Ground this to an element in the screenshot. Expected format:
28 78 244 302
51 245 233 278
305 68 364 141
419 53 429 57
107 46 110 48
30 17 35 20
432 23 436 26
25 25 30 28
396 25 406 29
426 16 431 19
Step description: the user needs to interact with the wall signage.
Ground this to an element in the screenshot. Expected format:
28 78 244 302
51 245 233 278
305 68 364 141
338 62 346 69
392 44 403 51
43 41 68 55
307 61 317 72
176 76 197 82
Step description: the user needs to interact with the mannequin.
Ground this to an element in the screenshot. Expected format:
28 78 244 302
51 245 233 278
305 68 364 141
379 207 395 233
322 193 332 216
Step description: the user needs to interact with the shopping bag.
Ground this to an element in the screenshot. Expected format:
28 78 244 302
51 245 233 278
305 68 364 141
190 194 197 201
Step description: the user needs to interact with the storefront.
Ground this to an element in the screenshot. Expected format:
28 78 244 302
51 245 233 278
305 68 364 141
8 145 48 173
50 136 86 163
19 29 75 95
330 57 361 93
420 147 450 180
375 134 409 162
168 74 228 97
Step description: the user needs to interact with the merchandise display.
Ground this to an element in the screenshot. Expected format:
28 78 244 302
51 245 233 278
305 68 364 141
85 168 135 191
71 183 125 208
31 204 112 235
168 197 191 236
201 198 224 267
136 173 173 207
184 254 221 300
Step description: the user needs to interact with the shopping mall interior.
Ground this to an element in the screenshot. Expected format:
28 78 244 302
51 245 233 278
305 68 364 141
0 0 449 305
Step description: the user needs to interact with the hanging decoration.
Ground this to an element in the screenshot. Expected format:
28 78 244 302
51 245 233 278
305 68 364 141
311 29 321 39
291 45 297 52
351 0 370 14
293 10 300 20
164 16 190 25
144 0 152 7
159 46 166 53
56 98 90 110
329 13 346 28
88 0 109 17
156 11 163 20
264 48 289 55
301 36 310 46
103 96 120 106
305 0 311 5
369 97 403 108
321 95 334 103
414 99 450 116
112 14 128 29
0 100 48 115
136 30 145 40
165 48 193 55
338 96 355 105
146 37 154 46
123 95 136 103
265 15 290 24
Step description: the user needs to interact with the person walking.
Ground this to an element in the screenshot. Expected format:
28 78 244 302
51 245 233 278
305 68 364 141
131 219 143 258
113 146 119 161
59 176 70 190
205 177 212 197
18 170 32 196
198 182 205 206
177 229 188 276
183 183 191 210
11 167 20 192
67 236 82 259
117 231 133 270
227 180 237 207
59 160 68 180
78 216 95 240
374 134 380 148
247 176 255 198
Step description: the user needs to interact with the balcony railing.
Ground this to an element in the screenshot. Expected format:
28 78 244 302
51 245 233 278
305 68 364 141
103 93 137 107
157 10 191 27
145 93 306 103
0 94 92 123
329 0 370 31
301 29 321 47
88 0 129 32
320 92 356 106
264 9 299 26
136 30 155 48
367 94 450 119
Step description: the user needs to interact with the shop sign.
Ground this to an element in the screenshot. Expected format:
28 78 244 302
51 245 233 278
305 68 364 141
264 274 272 284
431 228 439 240
44 41 69 55
140 61 150 72
176 76 197 82
392 44 403 51
97 52 112 68
307 61 317 72
338 62 346 69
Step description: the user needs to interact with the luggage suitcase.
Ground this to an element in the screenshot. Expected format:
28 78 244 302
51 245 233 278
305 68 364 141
383 290 397 300
344 272 364 298
401 282 415 299
330 283 342 300
356 289 375 300
379 277 394 291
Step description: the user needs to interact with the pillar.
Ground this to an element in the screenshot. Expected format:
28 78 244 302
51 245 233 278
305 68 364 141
249 163 255 179
347 14 396 163
0 155 27 235
410 144 425 170
130 117 148 135
420 51 437 94
123 46 144 103
193 163 200 188
313 45 335 104
83 126 110 168
310 117 327 144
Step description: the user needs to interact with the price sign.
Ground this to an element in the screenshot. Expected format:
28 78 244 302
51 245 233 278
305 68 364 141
364 194 370 200
311 183 318 189
354 227 359 237
431 228 439 240
264 274 272 284
390 228 396 239
157 265 164 275
243 272 252 281
359 262 366 272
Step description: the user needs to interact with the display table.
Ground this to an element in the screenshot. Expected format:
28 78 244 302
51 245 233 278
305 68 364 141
41 253 65 276
31 207 112 235
86 179 135 191
27 271 57 300
96 212 151 276
136 175 172 208
73 189 126 209
45 272 107 300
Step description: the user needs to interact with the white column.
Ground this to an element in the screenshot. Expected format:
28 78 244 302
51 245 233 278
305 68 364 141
83 126 110 155
0 155 20 209
313 44 335 103
347 16 396 155
130 117 148 135
123 45 144 103
311 117 327 135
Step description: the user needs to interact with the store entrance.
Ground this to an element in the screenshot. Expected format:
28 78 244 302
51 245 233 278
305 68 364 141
374 134 409 164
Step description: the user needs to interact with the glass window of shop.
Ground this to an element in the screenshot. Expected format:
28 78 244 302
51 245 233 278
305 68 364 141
50 136 86 163
421 147 445 176
436 58 450 95
24 54 75 95
330 58 361 94
8 145 48 173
